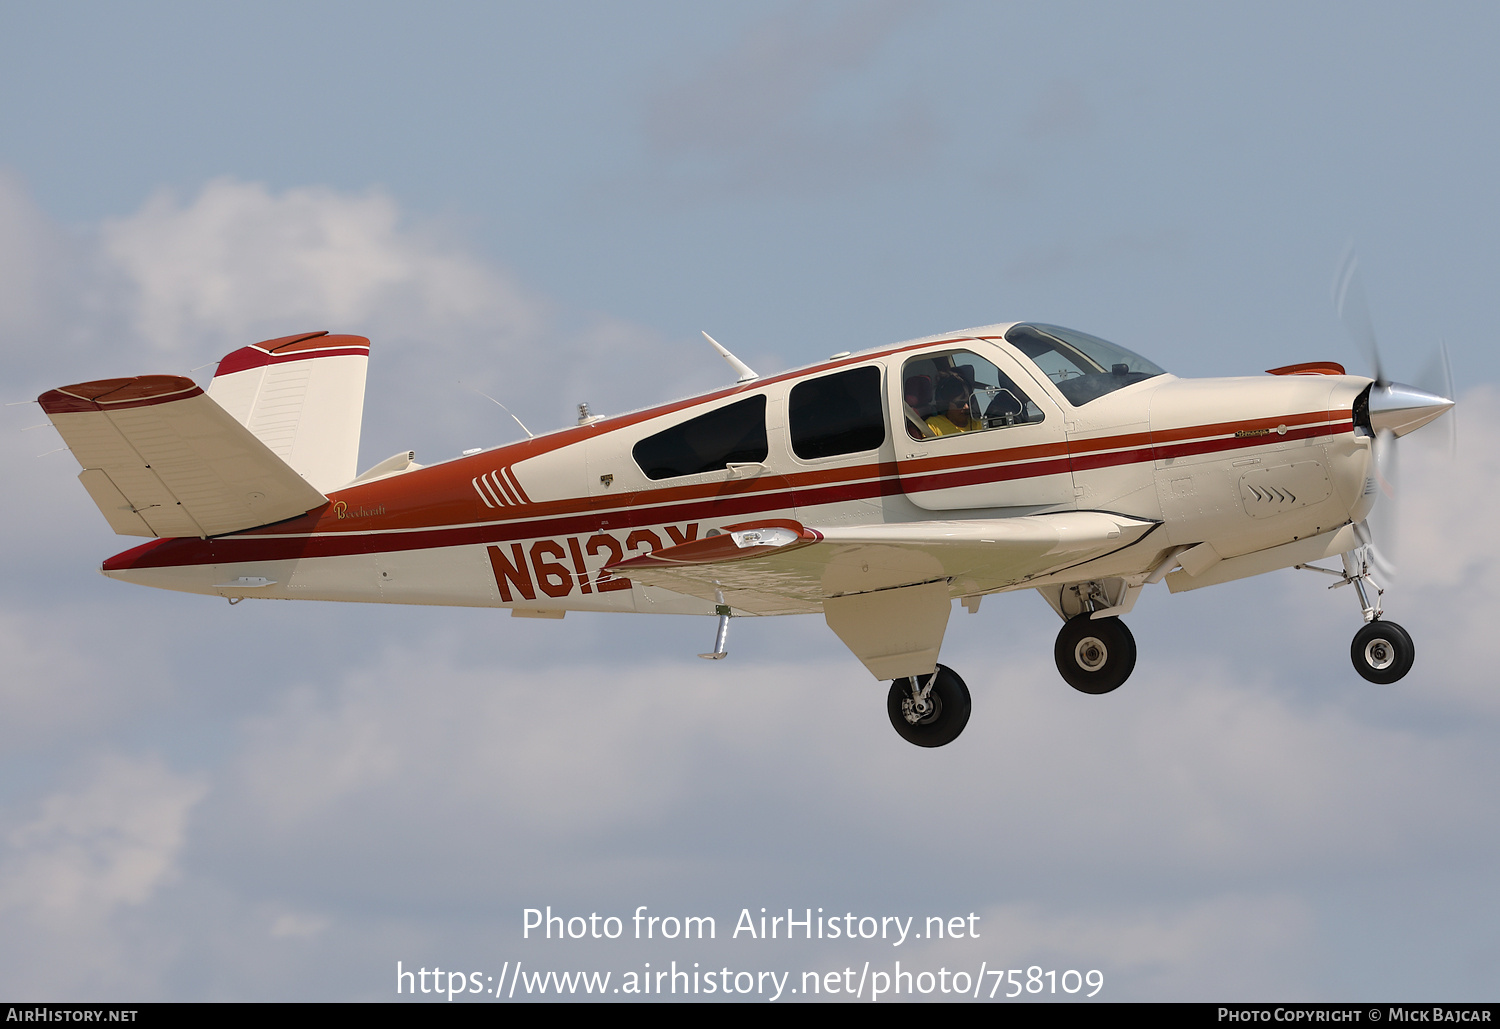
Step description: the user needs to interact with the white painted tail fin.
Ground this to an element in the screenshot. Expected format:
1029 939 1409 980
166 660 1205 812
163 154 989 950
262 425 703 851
207 331 370 492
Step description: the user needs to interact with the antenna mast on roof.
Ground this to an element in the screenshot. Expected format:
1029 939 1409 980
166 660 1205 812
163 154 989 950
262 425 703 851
702 332 758 383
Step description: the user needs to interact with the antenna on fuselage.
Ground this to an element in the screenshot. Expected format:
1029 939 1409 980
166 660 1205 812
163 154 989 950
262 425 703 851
465 384 534 439
702 332 759 383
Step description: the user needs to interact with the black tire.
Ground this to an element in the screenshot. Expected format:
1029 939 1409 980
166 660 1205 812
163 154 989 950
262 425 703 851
1054 614 1137 694
1351 620 1415 684
887 664 972 748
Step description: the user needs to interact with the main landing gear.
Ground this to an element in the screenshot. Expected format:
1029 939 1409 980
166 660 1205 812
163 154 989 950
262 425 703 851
1054 614 1138 694
887 665 971 748
884 611 1139 747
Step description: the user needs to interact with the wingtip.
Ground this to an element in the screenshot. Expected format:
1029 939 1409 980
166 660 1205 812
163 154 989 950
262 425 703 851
39 376 202 415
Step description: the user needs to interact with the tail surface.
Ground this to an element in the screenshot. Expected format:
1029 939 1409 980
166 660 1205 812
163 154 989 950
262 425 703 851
207 331 370 492
39 375 327 538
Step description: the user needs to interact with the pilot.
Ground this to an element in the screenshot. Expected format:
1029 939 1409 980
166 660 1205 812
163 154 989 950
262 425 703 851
926 377 983 436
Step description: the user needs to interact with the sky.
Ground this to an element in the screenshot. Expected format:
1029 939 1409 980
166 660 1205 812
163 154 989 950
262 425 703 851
1 0 1497 1002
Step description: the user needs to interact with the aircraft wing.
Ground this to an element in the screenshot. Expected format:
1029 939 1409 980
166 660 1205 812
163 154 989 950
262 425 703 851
39 375 328 538
610 512 1159 615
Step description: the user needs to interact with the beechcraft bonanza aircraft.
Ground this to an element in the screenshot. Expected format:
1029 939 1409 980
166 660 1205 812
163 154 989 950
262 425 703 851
39 300 1453 746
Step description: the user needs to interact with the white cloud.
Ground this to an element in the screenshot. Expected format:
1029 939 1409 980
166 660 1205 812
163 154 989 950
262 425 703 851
1386 388 1500 714
0 755 206 997
0 170 66 341
226 647 777 847
99 178 546 357
1392 385 1494 590
0 754 206 919
6 174 721 540
207 632 1497 900
0 608 175 751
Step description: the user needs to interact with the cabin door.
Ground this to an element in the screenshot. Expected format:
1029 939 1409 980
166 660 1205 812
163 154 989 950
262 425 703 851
890 340 1074 512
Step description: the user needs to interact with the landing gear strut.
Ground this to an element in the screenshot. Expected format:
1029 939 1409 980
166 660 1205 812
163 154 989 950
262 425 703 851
1054 614 1137 694
887 664 971 747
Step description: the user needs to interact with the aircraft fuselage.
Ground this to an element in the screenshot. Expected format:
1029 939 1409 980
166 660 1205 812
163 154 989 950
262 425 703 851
100 325 1372 619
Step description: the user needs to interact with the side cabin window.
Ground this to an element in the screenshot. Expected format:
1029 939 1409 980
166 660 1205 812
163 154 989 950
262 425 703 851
901 349 1044 441
633 395 768 480
788 365 885 459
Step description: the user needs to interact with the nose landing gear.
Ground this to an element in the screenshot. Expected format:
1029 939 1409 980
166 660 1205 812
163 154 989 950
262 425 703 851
1342 544 1414 682
1300 539 1417 683
887 664 971 747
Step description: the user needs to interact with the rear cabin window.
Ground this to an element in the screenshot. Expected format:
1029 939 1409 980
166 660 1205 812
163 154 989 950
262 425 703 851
633 395 769 480
789 366 885 459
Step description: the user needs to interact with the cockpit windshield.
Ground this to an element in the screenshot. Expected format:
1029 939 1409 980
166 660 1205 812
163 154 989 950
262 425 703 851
1004 323 1165 406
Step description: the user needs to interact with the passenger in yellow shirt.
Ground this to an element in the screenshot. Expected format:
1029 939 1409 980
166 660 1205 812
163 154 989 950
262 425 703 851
926 378 983 436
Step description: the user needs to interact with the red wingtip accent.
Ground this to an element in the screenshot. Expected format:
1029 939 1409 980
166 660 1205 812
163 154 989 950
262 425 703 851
214 332 370 376
1266 361 1347 376
257 330 329 351
610 519 820 570
39 376 202 414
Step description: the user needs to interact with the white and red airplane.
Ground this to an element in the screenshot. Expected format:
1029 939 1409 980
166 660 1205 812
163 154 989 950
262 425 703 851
38 318 1453 746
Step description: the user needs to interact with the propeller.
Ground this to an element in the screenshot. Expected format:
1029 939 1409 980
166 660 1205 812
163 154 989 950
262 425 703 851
1414 339 1457 458
1333 245 1386 387
1331 247 1456 580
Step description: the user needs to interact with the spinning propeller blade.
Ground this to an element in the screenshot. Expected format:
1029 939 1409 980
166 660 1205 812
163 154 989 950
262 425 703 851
1414 340 1457 458
1361 429 1400 579
1333 245 1386 387
1333 249 1455 581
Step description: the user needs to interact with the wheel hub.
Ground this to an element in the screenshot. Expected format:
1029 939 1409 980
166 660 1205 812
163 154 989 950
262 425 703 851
901 677 941 725
1349 619 1414 684
886 665 972 747
1074 637 1108 672
1055 615 1137 695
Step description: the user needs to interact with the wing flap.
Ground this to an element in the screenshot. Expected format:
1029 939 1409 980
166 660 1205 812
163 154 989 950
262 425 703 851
610 512 1159 609
40 375 328 538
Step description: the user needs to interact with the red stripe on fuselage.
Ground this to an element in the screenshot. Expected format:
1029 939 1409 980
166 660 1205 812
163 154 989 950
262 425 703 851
103 413 1354 572
104 478 881 570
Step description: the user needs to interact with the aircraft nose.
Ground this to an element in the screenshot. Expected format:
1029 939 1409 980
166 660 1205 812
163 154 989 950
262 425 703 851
1367 381 1455 438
